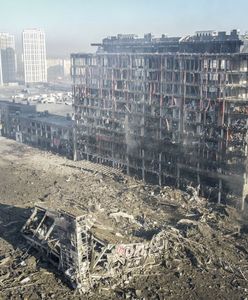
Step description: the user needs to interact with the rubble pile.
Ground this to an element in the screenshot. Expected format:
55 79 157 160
1 138 248 299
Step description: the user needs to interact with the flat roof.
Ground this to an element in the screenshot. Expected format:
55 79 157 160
20 112 74 128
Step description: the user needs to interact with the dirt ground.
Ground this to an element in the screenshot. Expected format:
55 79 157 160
1 137 248 300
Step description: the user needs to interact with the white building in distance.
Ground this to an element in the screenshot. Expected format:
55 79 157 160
22 29 47 84
0 33 16 85
47 58 71 81
0 55 3 85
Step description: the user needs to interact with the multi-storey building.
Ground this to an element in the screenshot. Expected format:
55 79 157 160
47 58 71 81
71 30 248 209
0 33 16 84
22 29 47 84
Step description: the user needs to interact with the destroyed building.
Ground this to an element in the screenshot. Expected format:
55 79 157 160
71 30 248 209
21 205 168 293
0 101 73 158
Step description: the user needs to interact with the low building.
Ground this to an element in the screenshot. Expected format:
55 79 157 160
0 101 35 137
0 101 73 158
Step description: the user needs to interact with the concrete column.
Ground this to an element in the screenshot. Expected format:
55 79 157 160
241 174 248 210
218 178 222 204
197 162 200 192
127 156 130 176
158 152 162 186
142 149 145 182
176 164 180 188
73 126 78 161
86 146 89 161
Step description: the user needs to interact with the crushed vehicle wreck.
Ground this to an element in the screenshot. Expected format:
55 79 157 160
21 205 168 293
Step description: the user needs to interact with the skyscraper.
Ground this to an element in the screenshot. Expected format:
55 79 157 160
0 55 3 85
0 33 16 84
22 29 47 84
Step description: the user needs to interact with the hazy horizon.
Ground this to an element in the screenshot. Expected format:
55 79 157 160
1 0 248 57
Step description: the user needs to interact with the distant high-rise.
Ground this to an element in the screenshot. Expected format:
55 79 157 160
0 55 3 85
47 58 71 81
22 29 47 84
0 33 16 84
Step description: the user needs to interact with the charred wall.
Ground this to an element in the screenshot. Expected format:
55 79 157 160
72 49 248 208
0 102 73 158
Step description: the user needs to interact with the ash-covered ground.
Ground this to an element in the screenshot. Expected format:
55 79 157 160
0 137 248 300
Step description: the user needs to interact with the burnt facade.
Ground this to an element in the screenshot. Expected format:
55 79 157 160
0 101 73 158
71 30 248 209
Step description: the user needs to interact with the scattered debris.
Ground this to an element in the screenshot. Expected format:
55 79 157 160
1 138 248 299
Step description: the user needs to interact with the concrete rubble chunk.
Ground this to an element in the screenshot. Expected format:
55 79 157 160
1 137 248 299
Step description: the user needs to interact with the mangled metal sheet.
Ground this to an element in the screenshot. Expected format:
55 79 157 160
21 205 168 293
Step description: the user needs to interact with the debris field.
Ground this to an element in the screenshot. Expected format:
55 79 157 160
1 137 248 300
